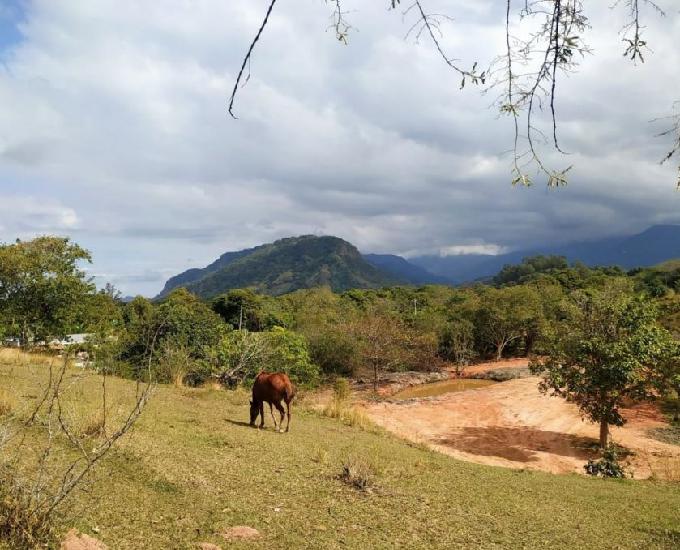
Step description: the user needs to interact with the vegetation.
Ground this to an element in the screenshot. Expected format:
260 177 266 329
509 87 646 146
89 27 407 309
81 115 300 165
2 358 680 549
531 283 676 449
159 235 397 298
2 235 680 546
0 237 95 347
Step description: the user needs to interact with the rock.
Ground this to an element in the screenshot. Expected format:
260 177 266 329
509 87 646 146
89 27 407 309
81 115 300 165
198 543 223 550
61 529 108 550
222 526 261 541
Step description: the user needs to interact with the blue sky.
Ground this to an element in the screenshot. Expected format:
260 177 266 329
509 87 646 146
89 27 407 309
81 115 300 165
0 1 678 296
0 1 24 53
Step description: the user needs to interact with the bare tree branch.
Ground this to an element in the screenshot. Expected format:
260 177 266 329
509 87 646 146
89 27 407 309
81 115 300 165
228 0 279 119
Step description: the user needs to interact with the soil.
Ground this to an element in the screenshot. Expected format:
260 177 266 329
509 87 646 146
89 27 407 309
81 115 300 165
362 360 680 479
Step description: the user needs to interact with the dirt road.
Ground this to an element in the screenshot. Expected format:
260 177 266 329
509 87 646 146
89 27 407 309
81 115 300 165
362 371 680 479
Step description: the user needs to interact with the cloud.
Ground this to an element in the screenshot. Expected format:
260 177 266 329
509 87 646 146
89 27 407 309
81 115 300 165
0 0 678 295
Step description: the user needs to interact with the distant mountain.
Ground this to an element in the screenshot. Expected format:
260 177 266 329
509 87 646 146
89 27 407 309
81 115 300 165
363 254 451 285
158 235 400 298
409 225 680 283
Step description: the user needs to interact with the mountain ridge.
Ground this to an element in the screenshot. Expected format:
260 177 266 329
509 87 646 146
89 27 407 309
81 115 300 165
158 235 400 298
157 225 680 298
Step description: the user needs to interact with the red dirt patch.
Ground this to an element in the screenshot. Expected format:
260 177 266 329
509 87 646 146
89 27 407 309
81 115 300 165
362 376 680 479
61 529 108 550
222 526 261 542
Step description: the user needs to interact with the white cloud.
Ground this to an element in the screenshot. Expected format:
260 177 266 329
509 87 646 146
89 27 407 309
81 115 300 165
0 0 678 295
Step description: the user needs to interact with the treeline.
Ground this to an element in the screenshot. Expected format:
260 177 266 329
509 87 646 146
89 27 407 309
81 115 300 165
2 238 679 398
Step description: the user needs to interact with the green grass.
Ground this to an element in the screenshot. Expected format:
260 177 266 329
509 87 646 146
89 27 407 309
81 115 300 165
1 360 679 549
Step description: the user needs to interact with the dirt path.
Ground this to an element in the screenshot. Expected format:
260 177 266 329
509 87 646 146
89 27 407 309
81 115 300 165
362 373 680 479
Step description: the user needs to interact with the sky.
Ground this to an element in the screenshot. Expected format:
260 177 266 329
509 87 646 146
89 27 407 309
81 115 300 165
0 1 678 296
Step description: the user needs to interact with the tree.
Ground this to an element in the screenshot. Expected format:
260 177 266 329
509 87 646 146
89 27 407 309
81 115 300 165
215 326 320 386
438 318 476 371
215 329 271 386
212 288 265 331
493 256 569 287
0 236 93 347
344 309 411 392
530 285 676 448
655 341 680 421
228 1 679 187
474 285 542 360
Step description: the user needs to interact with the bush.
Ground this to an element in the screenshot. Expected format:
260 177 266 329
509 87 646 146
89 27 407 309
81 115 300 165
584 447 627 478
0 465 54 547
264 327 320 386
340 455 376 491
215 327 320 387
306 329 357 376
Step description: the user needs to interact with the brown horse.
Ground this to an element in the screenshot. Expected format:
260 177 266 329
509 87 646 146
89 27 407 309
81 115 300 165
250 372 296 432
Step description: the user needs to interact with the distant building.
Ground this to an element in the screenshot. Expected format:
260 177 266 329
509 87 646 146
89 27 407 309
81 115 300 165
48 333 93 350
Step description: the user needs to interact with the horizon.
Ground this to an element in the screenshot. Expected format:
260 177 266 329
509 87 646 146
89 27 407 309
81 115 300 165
1 1 679 296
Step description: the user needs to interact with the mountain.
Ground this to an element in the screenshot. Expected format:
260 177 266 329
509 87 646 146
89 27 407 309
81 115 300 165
158 235 400 298
409 225 680 283
363 254 451 285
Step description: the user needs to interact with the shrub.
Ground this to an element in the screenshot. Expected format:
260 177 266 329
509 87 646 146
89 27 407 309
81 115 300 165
264 327 320 386
584 447 627 478
215 327 320 387
306 329 357 376
333 377 350 402
339 455 375 491
0 465 55 547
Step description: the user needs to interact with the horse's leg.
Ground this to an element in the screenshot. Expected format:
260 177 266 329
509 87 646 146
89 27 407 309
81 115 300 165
274 401 285 433
285 399 291 433
269 402 278 430
259 402 265 429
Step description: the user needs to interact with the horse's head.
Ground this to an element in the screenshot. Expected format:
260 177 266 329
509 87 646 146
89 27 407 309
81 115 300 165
249 400 258 426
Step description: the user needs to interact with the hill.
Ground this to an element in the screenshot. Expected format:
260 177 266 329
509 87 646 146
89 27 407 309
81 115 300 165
2 357 680 548
410 225 680 283
158 235 398 298
363 253 450 285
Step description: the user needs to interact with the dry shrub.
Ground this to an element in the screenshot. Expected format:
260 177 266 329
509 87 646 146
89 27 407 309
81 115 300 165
321 377 373 430
322 401 372 430
0 388 14 417
340 455 375 491
0 348 63 368
651 456 680 483
0 350 155 547
0 464 55 547
311 446 330 465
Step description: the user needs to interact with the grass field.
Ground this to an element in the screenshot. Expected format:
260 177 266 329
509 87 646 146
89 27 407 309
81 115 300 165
1 357 679 549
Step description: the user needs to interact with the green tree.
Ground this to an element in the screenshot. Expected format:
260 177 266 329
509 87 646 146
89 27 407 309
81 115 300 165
438 318 476 370
493 255 569 286
655 342 680 422
264 326 319 386
212 288 264 331
531 286 676 448
0 236 93 347
474 285 542 360
344 309 411 392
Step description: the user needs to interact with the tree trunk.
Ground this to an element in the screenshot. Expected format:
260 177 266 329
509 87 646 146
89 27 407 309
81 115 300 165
599 419 609 449
495 342 504 361
373 364 378 393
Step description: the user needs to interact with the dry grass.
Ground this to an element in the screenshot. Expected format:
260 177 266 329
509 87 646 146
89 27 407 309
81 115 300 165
320 377 375 430
0 348 56 367
2 351 680 549
322 400 374 430
0 388 14 417
340 455 376 491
